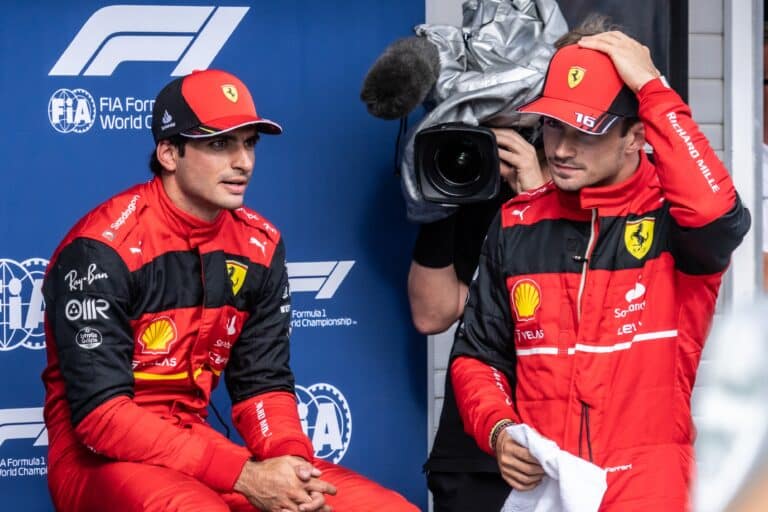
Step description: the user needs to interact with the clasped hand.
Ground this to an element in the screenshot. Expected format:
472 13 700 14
235 455 337 512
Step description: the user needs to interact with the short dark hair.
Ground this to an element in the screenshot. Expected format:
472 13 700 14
148 135 188 176
554 14 623 49
619 117 640 136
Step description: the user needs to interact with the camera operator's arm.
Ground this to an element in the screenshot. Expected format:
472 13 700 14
408 214 467 335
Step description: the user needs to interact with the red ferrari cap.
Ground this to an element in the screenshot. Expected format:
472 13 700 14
151 69 282 143
517 45 638 135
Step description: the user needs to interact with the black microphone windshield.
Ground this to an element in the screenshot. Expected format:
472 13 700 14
360 36 440 120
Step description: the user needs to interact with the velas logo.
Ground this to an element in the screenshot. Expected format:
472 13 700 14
49 5 250 77
0 258 47 351
287 261 355 300
0 408 48 449
48 88 96 134
295 383 352 463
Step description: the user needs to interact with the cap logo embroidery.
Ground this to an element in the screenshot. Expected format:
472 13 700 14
160 110 175 131
221 84 238 103
567 66 586 88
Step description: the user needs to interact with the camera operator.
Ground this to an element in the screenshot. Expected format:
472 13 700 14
411 128 549 512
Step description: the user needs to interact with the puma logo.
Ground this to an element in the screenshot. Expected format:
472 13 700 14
249 236 266 255
511 205 531 221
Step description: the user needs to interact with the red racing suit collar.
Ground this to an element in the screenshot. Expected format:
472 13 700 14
149 177 227 243
577 151 656 211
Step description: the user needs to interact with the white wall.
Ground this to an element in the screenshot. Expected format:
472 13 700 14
424 0 464 453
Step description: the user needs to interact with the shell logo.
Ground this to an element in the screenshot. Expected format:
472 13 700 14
137 317 178 354
511 279 542 322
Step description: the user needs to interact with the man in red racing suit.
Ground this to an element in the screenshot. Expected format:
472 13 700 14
449 26 751 511
41 69 417 512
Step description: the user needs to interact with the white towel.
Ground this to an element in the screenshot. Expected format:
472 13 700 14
501 424 607 512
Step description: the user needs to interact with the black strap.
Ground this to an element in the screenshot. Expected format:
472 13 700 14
394 116 408 175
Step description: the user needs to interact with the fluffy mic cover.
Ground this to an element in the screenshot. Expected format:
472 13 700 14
360 36 440 120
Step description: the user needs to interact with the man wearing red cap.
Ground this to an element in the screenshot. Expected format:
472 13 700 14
449 21 751 511
41 69 417 512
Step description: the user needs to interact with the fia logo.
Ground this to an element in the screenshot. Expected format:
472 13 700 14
295 383 351 463
49 6 249 77
0 258 48 351
48 88 96 134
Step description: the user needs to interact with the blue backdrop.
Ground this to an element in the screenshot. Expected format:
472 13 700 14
0 2 427 509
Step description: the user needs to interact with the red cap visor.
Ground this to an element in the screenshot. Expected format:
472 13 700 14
517 96 619 135
181 114 283 137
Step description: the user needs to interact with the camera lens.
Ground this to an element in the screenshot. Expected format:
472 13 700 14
414 123 500 203
434 140 482 186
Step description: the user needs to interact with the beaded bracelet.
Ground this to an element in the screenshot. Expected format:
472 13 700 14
489 419 516 452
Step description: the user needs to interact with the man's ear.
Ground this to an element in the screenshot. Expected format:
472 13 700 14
156 140 179 174
625 121 646 154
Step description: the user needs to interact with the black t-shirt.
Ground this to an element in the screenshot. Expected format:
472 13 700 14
425 190 511 473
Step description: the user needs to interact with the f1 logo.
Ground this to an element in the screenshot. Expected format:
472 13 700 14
0 408 48 448
287 261 355 300
49 5 249 77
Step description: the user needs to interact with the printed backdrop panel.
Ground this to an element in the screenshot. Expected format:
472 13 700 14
0 2 426 509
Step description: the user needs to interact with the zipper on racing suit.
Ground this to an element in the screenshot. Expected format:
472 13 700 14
576 210 598 462
578 401 594 462
576 209 598 321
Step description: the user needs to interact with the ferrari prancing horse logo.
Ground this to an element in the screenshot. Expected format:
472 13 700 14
624 218 655 260
226 260 248 295
222 84 238 103
568 66 586 88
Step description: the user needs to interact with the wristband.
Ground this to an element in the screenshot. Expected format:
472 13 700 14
489 419 515 453
412 214 457 268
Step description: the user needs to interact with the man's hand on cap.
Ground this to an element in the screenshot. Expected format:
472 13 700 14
577 31 661 94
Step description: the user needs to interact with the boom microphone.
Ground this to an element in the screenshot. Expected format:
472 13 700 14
360 36 440 120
